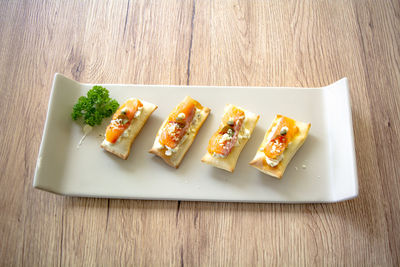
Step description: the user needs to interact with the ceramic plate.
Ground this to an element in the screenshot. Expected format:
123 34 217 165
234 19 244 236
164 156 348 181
33 74 358 203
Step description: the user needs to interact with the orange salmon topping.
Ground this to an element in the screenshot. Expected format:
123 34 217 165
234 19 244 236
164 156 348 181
159 97 196 149
208 107 245 156
264 116 298 159
105 99 143 143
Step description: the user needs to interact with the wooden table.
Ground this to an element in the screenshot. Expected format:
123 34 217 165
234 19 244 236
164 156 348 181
1 0 399 265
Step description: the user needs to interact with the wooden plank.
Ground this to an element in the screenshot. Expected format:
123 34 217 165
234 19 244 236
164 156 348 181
0 0 399 266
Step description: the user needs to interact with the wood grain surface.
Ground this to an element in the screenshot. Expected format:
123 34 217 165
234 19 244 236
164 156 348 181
1 0 399 266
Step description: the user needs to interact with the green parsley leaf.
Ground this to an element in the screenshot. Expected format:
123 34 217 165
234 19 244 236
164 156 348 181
71 86 119 126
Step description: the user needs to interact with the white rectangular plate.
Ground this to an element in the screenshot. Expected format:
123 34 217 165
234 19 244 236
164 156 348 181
33 74 358 203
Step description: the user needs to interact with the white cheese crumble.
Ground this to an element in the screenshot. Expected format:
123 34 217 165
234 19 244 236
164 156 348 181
213 152 226 158
166 123 178 135
177 113 186 120
103 140 113 146
219 133 232 144
266 154 284 167
134 106 143 118
165 145 177 156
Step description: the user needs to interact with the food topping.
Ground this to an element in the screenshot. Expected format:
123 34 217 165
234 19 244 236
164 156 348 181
159 98 196 150
105 99 143 143
280 126 288 136
208 107 245 158
176 113 186 121
227 118 235 126
134 106 143 118
264 116 298 167
266 154 283 167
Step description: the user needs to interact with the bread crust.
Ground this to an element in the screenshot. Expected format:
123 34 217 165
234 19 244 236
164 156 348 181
201 104 259 172
100 100 158 160
249 115 311 179
149 96 210 168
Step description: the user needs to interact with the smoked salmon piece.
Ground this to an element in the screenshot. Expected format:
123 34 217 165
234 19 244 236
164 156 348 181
105 99 143 143
207 107 245 156
159 97 196 149
263 116 298 159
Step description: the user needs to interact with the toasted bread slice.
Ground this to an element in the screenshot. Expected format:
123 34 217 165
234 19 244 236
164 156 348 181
149 96 210 168
249 115 310 178
201 104 259 172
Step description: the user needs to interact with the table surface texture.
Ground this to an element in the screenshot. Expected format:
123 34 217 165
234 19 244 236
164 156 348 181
0 0 399 266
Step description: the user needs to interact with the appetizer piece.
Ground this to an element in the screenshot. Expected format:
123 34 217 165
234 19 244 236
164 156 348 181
201 104 259 172
149 96 210 168
249 115 311 178
101 98 157 159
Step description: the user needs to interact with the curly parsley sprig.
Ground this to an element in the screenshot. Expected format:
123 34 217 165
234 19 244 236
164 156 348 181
71 86 119 126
